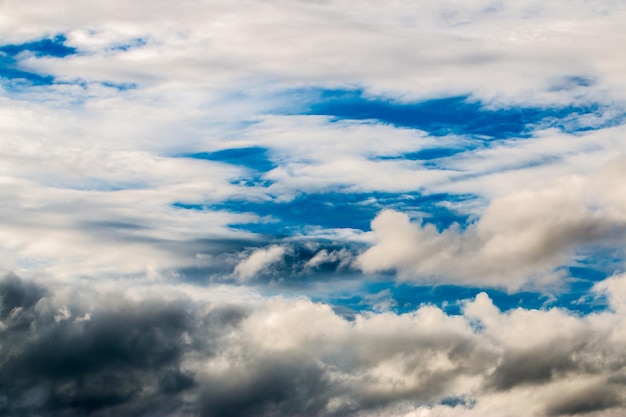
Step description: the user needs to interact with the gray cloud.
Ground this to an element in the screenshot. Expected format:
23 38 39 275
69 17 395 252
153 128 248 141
0 275 197 416
545 385 622 417
200 353 332 417
487 347 582 391
3 273 626 416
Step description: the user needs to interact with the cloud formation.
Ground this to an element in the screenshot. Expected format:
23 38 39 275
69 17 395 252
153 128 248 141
1 1 626 415
3 273 626 416
4 0 626 104
233 245 287 282
358 157 626 289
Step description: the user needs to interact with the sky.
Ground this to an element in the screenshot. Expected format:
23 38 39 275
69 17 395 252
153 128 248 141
1 1 626 416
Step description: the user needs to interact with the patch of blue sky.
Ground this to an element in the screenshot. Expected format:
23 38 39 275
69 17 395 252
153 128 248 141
559 252 625 309
567 265 610 283
0 35 145 94
0 34 76 88
177 191 472 235
185 147 276 173
174 193 376 234
107 38 148 52
225 220 287 237
47 177 147 192
100 81 138 91
0 66 54 87
548 75 595 91
572 245 625 278
374 146 479 168
440 397 475 409
0 34 76 58
322 279 610 318
379 147 469 161
281 88 619 138
181 147 276 187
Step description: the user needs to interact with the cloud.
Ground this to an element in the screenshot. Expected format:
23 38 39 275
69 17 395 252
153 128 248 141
305 248 353 270
4 0 625 106
199 352 331 417
430 125 626 200
593 273 626 314
357 157 626 289
233 245 287 282
1 12 624 281
1 3 626 416
0 274 196 416
3 273 626 416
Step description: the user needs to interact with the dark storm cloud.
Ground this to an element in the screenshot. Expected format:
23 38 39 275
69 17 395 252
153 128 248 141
0 274 200 417
487 347 579 390
200 353 333 417
0 272 47 321
0 274 338 417
545 385 622 416
0 274 343 417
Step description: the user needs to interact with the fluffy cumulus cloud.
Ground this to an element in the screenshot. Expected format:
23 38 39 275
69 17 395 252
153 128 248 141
3 273 626 417
1 0 626 416
358 157 626 289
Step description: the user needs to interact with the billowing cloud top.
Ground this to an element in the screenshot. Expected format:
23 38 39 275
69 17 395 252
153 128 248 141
1 1 626 416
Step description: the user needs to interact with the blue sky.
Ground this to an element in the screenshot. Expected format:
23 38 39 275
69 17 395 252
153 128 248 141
1 2 626 416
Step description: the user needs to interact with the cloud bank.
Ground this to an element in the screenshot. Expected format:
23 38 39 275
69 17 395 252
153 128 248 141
3 273 626 417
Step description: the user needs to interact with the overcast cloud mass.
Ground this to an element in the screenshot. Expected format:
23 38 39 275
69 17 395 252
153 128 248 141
1 1 626 416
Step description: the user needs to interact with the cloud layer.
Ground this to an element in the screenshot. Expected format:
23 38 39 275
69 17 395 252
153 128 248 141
3 273 626 417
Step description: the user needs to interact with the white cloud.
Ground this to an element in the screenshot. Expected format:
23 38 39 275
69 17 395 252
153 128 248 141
0 0 624 282
358 157 626 289
4 0 625 105
305 248 353 270
594 273 626 314
233 245 287 282
430 125 626 200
